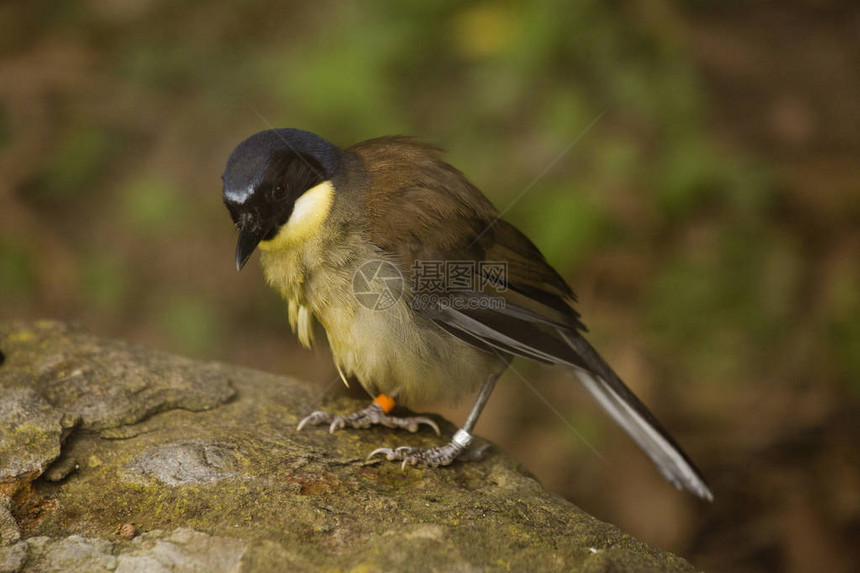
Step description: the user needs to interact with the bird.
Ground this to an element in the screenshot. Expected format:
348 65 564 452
222 128 713 501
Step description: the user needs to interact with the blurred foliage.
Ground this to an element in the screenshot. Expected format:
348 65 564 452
158 293 221 357
119 174 187 234
81 253 128 314
0 242 34 296
34 124 119 201
826 267 860 392
1 1 858 572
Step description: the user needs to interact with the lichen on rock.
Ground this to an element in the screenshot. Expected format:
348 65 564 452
0 321 697 572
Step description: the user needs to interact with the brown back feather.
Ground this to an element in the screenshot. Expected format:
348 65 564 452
348 136 581 331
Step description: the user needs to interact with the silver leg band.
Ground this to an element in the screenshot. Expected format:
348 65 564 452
452 429 473 449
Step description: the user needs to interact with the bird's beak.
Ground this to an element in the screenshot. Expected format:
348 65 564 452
235 213 267 271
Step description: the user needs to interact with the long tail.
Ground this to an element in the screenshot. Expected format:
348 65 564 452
561 331 713 501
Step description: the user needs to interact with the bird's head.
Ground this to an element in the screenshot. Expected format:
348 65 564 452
222 128 343 270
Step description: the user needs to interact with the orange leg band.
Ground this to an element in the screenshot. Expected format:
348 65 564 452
373 394 396 414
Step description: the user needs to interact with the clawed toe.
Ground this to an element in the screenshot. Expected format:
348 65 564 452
367 443 465 468
301 403 482 469
399 416 440 436
367 446 419 470
368 447 398 461
328 418 347 433
297 411 334 432
296 404 440 436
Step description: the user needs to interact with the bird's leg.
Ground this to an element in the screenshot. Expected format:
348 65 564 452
369 372 499 468
297 394 440 436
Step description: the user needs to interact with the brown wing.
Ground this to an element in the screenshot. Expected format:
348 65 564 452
349 137 582 332
347 137 713 501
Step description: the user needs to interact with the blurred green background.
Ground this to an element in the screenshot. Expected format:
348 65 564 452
1 1 858 571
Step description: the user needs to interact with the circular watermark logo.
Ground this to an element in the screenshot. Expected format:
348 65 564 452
352 260 404 311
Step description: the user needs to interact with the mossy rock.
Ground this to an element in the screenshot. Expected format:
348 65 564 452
0 321 696 572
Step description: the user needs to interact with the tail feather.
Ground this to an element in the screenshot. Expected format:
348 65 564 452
426 302 713 500
562 332 713 501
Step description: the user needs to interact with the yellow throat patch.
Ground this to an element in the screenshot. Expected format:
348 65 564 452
258 180 334 251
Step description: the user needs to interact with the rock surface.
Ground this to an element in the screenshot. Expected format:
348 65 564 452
0 321 697 572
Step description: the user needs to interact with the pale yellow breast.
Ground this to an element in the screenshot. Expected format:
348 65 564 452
256 179 504 405
258 180 336 349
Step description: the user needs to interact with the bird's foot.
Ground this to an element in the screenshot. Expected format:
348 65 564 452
368 429 491 468
297 402 440 436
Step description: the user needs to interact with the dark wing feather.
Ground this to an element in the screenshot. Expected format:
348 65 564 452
350 138 713 501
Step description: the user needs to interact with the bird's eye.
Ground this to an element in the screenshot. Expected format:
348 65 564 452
271 184 288 201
